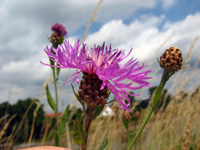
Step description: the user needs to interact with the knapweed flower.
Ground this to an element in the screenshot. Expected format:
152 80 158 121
41 40 151 111
50 23 67 44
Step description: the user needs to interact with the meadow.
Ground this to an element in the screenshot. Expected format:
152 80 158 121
0 42 199 150
0 0 200 150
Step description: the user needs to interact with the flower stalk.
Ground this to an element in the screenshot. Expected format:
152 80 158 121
81 105 96 150
127 70 173 150
48 23 67 146
127 47 182 150
52 60 60 146
48 42 61 146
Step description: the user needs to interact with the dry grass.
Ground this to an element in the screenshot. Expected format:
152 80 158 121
80 0 103 42
0 114 16 141
85 85 200 150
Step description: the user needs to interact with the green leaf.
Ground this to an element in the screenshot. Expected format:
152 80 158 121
56 65 61 80
52 43 58 49
73 118 86 146
71 84 83 101
49 58 55 66
49 48 56 70
93 104 105 120
59 105 70 134
71 84 87 113
58 36 64 44
46 85 57 112
98 136 108 150
123 119 129 132
49 58 55 71
54 131 59 146
107 89 111 98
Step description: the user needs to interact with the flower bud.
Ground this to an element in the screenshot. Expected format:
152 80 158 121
132 110 140 119
160 47 183 71
50 23 67 45
122 111 131 120
50 32 61 44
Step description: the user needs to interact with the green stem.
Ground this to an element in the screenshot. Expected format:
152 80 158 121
50 43 61 146
127 124 130 145
81 105 96 150
132 120 137 139
52 67 60 146
127 70 172 150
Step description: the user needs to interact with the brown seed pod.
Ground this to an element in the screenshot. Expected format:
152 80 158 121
160 47 183 71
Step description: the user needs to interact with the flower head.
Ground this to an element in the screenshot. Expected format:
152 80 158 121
41 40 151 111
50 23 67 45
159 47 183 71
51 23 67 37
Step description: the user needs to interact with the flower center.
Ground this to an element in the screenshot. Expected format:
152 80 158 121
78 72 108 106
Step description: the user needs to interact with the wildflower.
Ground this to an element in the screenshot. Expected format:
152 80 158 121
159 47 182 71
41 40 151 111
50 23 67 44
51 23 67 37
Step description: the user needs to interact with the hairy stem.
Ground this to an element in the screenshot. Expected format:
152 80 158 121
81 105 96 150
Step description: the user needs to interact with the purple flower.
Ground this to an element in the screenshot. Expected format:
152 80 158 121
41 40 152 111
51 23 67 37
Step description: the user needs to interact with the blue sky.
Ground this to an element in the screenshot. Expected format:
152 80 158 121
0 0 199 112
75 0 200 35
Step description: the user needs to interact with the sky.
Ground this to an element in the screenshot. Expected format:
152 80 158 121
0 0 200 113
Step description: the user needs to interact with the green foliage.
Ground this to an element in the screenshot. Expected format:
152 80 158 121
93 104 105 120
98 136 108 150
54 131 59 147
49 48 56 70
57 36 64 45
59 105 70 134
46 84 57 112
56 65 61 81
0 98 45 143
73 118 86 146
123 119 129 133
69 107 83 130
71 84 83 102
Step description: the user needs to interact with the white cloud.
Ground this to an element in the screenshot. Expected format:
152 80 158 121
0 0 157 37
0 0 199 111
161 0 177 9
0 0 158 67
98 0 157 21
86 15 165 46
85 13 200 61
